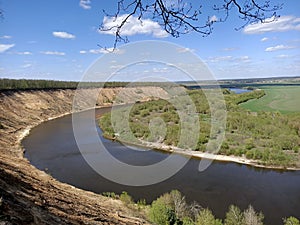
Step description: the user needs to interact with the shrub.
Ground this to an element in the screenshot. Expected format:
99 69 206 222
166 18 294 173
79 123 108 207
149 194 174 225
245 139 255 150
137 199 146 207
221 142 229 150
283 216 300 225
196 208 223 225
245 150 254 159
120 191 133 205
102 192 117 199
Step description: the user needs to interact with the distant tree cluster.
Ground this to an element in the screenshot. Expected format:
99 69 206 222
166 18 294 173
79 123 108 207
0 78 185 91
0 79 79 90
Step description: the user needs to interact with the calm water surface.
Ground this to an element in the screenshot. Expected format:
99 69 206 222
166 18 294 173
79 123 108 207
229 88 252 94
23 108 300 225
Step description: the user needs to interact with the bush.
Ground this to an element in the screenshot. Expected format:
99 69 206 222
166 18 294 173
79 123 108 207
102 192 117 199
221 142 229 150
120 191 133 205
283 216 300 225
149 194 174 225
140 109 150 117
245 139 255 150
137 199 146 206
234 148 245 157
196 208 223 225
245 150 254 159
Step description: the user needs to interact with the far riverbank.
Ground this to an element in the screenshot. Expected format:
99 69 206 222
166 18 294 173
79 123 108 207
103 134 300 171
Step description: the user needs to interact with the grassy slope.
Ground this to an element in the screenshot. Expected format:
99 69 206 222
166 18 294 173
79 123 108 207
241 86 300 113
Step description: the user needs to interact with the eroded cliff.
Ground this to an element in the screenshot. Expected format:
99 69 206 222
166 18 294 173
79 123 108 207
0 87 168 224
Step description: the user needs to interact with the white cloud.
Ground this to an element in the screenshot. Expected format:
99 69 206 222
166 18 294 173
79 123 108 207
79 0 91 9
89 49 107 54
209 15 218 23
0 35 12 39
237 56 250 61
0 44 15 53
89 48 118 54
176 47 195 53
100 14 168 38
207 55 251 63
17 51 32 55
276 54 290 58
52 31 75 39
265 45 296 52
41 51 66 56
261 37 269 42
244 15 300 34
79 48 122 54
207 56 233 63
22 63 32 68
222 47 238 51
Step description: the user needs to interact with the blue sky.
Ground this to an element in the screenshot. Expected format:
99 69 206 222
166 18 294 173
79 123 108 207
0 0 300 81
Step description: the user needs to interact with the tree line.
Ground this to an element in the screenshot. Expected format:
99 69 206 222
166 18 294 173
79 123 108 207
0 78 184 91
103 189 299 225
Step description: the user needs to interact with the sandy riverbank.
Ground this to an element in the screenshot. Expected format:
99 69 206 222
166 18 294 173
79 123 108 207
113 138 300 171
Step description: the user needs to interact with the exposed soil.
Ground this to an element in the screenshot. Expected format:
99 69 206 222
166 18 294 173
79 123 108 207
0 87 168 224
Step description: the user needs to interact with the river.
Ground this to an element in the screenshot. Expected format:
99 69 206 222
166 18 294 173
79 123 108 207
23 107 300 225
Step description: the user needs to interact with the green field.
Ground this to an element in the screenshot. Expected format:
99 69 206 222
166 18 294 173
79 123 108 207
241 86 300 113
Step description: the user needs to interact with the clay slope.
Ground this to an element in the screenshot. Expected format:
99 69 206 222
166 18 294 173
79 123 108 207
0 87 168 224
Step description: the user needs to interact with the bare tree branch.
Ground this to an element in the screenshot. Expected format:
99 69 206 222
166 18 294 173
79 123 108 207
99 0 283 49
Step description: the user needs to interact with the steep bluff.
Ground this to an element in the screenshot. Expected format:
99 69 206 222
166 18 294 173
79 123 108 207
0 87 168 224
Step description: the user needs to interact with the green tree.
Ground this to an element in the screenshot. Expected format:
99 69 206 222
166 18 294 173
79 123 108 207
170 190 188 220
243 205 264 225
196 208 223 225
224 205 244 225
149 192 174 225
284 217 300 225
182 217 194 225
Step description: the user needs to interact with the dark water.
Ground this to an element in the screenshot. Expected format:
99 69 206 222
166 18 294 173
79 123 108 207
23 108 300 225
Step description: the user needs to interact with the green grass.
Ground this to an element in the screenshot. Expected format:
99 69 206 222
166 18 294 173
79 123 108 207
241 86 300 113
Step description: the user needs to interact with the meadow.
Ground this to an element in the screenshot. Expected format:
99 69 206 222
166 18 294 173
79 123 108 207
241 85 300 113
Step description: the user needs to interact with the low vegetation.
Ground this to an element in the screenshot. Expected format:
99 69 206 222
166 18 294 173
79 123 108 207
102 190 299 225
99 88 300 168
241 86 300 113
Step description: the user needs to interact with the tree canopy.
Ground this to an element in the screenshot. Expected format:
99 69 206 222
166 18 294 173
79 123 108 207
100 0 282 48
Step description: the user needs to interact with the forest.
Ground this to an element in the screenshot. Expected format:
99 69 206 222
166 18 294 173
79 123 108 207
99 88 300 168
0 78 181 91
